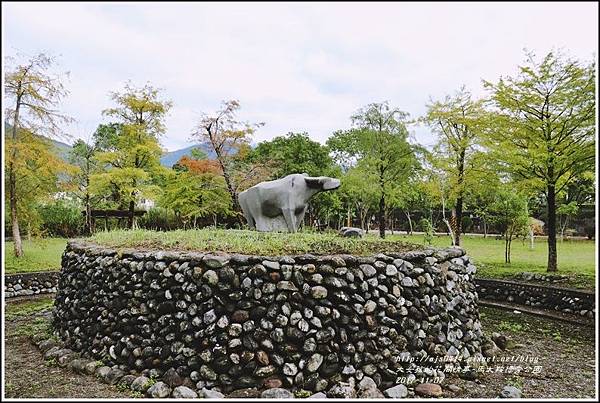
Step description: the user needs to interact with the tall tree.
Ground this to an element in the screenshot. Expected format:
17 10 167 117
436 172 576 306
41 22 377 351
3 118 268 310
422 86 487 246
4 129 72 240
484 51 595 272
4 53 72 257
93 83 172 228
191 100 264 212
328 102 417 238
67 139 102 234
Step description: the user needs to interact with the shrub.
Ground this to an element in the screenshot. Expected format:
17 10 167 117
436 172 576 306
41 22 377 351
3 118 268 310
419 218 434 245
137 207 182 231
37 201 84 237
461 216 473 233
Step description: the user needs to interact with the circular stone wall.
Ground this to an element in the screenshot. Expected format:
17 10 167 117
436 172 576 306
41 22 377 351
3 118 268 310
53 241 484 393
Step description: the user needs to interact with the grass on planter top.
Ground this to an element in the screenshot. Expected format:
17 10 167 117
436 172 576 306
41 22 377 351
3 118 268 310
89 229 423 256
4 238 67 274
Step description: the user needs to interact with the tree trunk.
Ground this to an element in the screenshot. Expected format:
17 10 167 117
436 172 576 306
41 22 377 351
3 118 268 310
378 192 385 238
547 184 558 272
405 211 413 235
441 198 455 246
529 226 535 250
452 197 464 246
377 163 386 238
443 217 456 247
217 159 238 209
10 98 24 257
346 204 351 227
454 149 465 246
84 194 92 235
483 219 487 238
358 204 365 230
128 200 135 229
9 163 24 257
559 215 568 242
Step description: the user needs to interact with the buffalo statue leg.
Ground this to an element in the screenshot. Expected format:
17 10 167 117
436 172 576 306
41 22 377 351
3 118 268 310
281 208 297 233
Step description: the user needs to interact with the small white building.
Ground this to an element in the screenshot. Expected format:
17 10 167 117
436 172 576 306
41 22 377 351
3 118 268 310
137 198 155 211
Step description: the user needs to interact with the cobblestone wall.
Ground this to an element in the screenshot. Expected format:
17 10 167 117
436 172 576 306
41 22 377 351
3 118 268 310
53 241 484 393
5 271 59 298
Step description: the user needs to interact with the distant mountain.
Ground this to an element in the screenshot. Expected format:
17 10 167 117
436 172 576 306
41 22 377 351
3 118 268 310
48 141 216 168
160 143 216 167
4 122 74 161
50 138 73 161
4 122 217 168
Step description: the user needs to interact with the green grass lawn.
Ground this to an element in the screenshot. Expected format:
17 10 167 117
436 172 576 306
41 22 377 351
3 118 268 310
4 296 55 320
388 233 596 289
3 231 596 290
4 238 67 274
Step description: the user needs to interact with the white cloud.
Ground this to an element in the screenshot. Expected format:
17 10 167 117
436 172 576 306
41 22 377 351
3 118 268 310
2 2 597 150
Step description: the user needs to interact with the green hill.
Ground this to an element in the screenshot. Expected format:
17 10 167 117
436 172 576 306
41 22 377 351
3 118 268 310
4 123 219 167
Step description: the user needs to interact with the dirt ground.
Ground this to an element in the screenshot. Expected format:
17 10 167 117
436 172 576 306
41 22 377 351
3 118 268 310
3 296 133 399
3 297 597 399
446 306 596 399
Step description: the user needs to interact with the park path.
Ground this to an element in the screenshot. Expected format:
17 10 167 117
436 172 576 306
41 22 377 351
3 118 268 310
4 311 132 398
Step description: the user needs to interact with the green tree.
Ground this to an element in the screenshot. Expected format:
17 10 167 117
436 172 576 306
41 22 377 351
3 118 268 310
4 53 72 256
422 86 487 246
37 199 84 237
463 152 505 238
328 102 418 238
190 147 209 161
92 122 122 151
484 51 595 272
160 170 232 228
337 167 379 230
385 176 430 235
251 132 335 178
92 83 172 228
67 139 102 234
556 201 579 241
487 188 530 263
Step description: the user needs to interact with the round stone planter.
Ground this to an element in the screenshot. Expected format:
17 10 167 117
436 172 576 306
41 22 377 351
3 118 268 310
53 241 484 393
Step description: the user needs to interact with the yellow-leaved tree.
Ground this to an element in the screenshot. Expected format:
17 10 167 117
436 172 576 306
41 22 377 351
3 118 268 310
4 53 73 257
91 83 172 228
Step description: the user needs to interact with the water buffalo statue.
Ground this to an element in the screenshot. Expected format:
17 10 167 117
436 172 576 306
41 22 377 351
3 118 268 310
238 173 341 232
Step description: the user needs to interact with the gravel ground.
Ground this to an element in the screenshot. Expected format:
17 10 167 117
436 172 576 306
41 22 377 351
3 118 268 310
3 300 597 399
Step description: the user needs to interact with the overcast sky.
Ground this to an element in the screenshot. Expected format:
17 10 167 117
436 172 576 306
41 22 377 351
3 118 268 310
2 2 598 151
